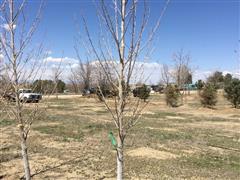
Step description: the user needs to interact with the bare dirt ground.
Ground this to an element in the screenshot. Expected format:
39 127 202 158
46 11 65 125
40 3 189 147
0 92 239 179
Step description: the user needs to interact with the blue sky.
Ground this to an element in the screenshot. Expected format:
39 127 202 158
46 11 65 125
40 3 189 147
19 0 240 81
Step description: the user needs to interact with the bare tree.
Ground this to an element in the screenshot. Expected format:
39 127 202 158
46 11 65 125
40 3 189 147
0 44 5 81
51 60 63 99
67 66 80 94
0 34 7 85
0 1 44 179
161 63 171 86
172 50 193 103
74 60 92 93
82 0 169 179
74 34 93 93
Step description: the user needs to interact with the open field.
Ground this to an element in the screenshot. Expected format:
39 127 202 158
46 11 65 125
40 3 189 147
0 92 240 179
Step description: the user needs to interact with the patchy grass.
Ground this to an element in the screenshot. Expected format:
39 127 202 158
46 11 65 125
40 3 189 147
0 153 21 163
93 110 108 114
230 114 240 118
207 134 240 151
33 125 84 142
205 117 240 122
138 128 192 142
143 111 178 118
1 94 240 179
83 123 114 134
182 152 240 172
0 119 14 126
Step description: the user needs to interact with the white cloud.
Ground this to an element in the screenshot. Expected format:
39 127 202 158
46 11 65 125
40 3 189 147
43 56 77 64
0 54 4 61
222 70 240 78
235 72 240 78
39 57 239 84
90 60 163 84
132 64 239 84
70 63 79 68
43 56 62 63
231 70 240 79
194 69 240 82
40 56 79 80
2 23 16 31
194 70 212 82
45 50 52 55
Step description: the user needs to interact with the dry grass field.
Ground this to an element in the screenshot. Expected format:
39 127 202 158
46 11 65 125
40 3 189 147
0 92 240 179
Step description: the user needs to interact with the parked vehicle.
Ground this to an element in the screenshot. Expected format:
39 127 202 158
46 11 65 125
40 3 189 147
19 89 42 103
3 89 42 103
82 87 97 96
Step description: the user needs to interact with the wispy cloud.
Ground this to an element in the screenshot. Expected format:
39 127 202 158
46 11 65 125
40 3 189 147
2 23 16 31
45 50 52 55
43 56 77 64
39 57 239 84
194 69 240 81
0 54 4 61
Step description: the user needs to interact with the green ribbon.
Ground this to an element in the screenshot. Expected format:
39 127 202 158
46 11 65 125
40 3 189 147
108 132 117 149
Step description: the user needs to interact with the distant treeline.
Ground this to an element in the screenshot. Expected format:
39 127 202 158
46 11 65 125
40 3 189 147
32 80 66 94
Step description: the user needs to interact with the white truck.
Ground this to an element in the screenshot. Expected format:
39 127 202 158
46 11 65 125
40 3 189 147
4 89 42 103
18 89 42 103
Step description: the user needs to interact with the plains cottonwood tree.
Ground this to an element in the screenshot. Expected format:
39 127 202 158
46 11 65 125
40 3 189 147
0 0 44 179
82 0 169 179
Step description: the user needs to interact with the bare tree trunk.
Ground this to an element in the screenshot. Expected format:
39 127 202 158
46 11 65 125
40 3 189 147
116 0 126 179
16 100 31 180
20 128 31 180
180 92 184 105
56 83 58 99
117 137 123 180
15 98 31 180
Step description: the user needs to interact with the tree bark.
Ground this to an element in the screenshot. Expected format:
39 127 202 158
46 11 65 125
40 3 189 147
117 137 123 180
55 81 58 99
20 128 31 180
116 0 126 179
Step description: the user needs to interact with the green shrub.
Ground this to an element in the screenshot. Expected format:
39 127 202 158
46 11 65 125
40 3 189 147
224 78 240 108
224 73 233 86
96 86 117 101
133 84 150 102
200 83 217 108
207 71 224 89
195 79 205 90
165 85 180 107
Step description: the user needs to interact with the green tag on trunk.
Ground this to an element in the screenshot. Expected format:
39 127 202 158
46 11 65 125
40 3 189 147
108 132 117 149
